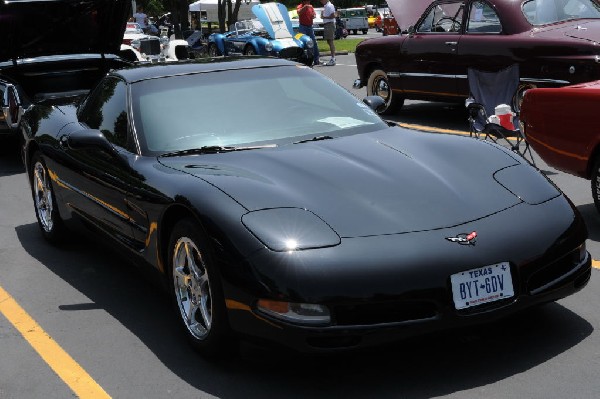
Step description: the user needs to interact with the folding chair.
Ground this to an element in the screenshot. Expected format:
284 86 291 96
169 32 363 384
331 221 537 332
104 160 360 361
466 64 535 165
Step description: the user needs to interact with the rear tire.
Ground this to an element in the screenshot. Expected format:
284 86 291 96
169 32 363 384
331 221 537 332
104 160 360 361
366 69 404 115
30 151 67 245
168 218 235 358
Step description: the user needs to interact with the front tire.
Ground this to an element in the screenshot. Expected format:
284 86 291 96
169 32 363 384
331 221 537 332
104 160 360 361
244 45 256 56
208 43 220 57
168 219 234 358
366 69 404 115
30 152 67 245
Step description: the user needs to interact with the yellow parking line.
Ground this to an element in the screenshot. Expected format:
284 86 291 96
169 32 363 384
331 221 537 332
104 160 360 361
592 260 600 269
0 285 110 399
397 122 470 135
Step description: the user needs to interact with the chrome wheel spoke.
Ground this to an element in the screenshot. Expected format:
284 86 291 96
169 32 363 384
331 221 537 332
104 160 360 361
172 235 213 340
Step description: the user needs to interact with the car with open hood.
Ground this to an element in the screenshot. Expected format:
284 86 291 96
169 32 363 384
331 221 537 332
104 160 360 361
21 56 591 357
0 0 133 140
354 0 600 114
208 2 314 66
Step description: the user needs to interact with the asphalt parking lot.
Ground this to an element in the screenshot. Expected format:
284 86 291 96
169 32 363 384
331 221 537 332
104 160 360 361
0 51 599 399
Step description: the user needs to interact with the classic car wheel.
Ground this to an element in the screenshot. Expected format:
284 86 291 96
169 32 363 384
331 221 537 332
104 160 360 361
168 219 233 357
591 158 600 214
367 69 403 115
30 152 67 244
244 46 256 56
208 44 220 57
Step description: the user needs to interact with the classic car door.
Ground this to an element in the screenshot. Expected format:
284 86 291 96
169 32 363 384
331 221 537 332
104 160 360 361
454 0 515 96
58 76 141 247
400 1 465 100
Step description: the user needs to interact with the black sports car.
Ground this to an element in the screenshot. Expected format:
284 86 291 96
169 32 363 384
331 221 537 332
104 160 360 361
20 55 591 356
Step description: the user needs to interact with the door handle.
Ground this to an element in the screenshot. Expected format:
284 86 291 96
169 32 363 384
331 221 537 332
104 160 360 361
445 41 458 46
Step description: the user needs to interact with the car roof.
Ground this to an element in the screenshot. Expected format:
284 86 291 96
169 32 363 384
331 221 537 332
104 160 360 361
111 57 301 83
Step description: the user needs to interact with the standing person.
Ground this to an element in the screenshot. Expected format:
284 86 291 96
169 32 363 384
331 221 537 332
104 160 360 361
297 0 320 66
319 0 336 66
133 5 149 33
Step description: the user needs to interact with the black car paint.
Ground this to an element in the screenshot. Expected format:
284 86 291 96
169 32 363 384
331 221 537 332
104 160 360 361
21 58 591 352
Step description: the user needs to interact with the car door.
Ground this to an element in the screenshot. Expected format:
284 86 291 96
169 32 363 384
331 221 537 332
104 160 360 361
454 0 517 96
58 77 141 247
400 1 465 100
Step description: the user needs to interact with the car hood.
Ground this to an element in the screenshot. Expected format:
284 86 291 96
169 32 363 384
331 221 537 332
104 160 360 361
159 129 559 237
0 0 130 62
387 0 431 32
252 2 294 39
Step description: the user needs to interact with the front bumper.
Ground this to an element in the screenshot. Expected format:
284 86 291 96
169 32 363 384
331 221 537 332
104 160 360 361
222 196 591 353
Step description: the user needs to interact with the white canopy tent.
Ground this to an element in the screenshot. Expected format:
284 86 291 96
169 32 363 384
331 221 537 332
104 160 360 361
189 0 260 22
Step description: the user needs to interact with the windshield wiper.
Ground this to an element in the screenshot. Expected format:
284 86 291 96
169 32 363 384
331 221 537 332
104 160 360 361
160 144 276 158
293 135 334 144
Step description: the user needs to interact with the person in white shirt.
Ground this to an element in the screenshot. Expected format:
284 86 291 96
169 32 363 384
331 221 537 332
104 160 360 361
319 0 336 66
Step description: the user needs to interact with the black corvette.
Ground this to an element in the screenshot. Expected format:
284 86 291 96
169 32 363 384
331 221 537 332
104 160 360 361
19 55 592 356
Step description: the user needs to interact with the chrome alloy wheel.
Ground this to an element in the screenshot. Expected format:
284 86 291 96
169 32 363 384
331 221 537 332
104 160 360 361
172 236 213 340
372 75 391 103
33 161 54 233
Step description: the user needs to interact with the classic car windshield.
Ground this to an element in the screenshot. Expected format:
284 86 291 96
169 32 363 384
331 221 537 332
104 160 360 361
131 65 387 154
522 0 600 25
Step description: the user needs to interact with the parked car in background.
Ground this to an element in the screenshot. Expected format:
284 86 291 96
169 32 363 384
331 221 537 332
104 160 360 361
123 22 145 45
355 0 600 114
520 81 600 212
0 0 132 143
21 54 591 357
290 7 324 37
209 2 314 66
339 7 370 34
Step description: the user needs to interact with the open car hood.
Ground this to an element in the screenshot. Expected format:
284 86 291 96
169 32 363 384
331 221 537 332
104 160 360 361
387 0 431 32
252 2 294 39
0 0 130 62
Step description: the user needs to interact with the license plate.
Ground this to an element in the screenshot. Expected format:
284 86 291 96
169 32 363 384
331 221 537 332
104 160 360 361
450 262 514 310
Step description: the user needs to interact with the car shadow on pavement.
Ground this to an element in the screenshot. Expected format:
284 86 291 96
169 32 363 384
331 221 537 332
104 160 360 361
577 203 600 243
15 222 593 399
0 138 25 177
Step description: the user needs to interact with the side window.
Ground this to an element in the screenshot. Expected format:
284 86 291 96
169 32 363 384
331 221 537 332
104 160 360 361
467 1 502 33
79 77 130 149
417 2 464 33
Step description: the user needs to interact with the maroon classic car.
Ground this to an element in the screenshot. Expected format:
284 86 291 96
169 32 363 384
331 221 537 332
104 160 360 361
520 81 600 212
354 0 600 114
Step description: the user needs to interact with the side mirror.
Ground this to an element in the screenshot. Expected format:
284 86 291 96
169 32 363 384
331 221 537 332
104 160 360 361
0 82 24 130
67 129 117 154
407 25 415 35
362 96 386 113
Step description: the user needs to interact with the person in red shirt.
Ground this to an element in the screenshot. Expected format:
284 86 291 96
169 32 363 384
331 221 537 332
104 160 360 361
296 0 320 66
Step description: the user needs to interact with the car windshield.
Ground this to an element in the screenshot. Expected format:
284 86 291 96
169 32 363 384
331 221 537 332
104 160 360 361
131 65 388 155
522 0 600 25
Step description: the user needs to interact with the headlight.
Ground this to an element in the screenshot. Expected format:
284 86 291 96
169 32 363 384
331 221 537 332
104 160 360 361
131 39 141 50
257 299 331 325
306 40 314 49
242 208 340 251
265 42 274 52
160 36 169 45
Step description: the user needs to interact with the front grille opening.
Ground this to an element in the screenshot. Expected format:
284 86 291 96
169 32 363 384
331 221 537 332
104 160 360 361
280 47 304 60
334 301 438 326
306 335 361 349
140 39 161 55
527 249 582 293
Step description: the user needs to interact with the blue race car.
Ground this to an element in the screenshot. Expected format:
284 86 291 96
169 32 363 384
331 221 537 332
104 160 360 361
208 2 314 66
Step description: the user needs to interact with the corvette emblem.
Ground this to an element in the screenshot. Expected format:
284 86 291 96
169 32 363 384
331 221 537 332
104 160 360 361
446 231 477 245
